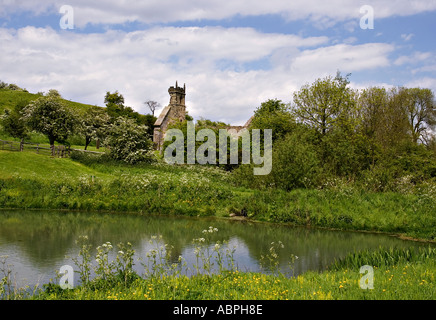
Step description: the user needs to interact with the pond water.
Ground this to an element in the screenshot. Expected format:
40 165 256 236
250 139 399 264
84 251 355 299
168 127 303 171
0 210 431 289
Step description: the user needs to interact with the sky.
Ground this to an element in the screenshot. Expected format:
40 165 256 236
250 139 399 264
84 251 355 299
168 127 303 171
0 1 435 125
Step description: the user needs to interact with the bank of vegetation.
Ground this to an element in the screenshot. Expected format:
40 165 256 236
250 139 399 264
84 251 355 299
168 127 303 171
3 231 435 300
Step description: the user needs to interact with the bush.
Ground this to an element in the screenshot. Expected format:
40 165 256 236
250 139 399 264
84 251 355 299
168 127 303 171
233 128 321 190
104 117 155 164
268 130 321 190
70 150 112 165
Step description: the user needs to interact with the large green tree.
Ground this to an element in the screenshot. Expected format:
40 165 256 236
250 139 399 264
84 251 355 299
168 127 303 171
249 99 295 142
292 72 356 137
79 106 111 150
1 101 29 140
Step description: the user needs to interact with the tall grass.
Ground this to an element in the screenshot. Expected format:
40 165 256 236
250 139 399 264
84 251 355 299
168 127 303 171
328 246 436 271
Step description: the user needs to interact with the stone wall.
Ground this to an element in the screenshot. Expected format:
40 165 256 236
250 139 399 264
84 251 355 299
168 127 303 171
153 82 186 150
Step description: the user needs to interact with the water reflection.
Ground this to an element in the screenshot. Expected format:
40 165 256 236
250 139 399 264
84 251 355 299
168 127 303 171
0 210 431 288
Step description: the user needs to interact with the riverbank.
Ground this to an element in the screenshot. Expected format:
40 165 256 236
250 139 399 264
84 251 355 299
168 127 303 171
29 246 436 300
1 150 436 242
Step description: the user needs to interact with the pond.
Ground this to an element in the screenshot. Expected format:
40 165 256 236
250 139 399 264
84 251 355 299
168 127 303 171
0 210 431 289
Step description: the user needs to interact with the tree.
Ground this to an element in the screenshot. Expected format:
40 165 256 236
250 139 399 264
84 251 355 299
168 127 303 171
141 113 157 137
249 99 295 142
267 128 321 190
144 100 160 116
292 72 360 172
105 91 152 128
46 89 62 99
401 88 436 144
1 101 29 140
22 95 76 154
79 106 111 150
104 117 154 164
292 72 356 136
104 91 125 107
105 91 127 119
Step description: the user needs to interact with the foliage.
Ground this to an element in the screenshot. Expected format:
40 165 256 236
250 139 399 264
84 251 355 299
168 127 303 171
162 118 241 171
77 106 111 150
292 72 356 136
0 80 27 92
249 99 296 142
104 91 153 128
328 246 436 271
104 117 154 164
0 101 29 140
233 73 436 194
22 95 76 147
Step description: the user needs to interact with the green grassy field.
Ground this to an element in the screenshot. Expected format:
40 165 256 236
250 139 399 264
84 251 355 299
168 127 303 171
36 261 435 300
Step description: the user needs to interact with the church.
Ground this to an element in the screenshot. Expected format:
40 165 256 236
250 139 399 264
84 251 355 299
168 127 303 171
153 82 253 150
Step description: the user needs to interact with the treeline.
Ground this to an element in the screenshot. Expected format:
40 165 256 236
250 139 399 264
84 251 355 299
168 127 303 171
0 87 157 163
235 72 436 191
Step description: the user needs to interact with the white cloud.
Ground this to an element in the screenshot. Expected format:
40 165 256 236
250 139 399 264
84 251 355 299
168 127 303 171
289 43 394 82
2 0 436 27
394 51 432 66
401 33 415 41
412 64 436 74
405 77 436 93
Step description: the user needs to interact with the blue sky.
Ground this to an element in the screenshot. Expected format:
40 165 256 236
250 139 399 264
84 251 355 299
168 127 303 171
1 1 435 125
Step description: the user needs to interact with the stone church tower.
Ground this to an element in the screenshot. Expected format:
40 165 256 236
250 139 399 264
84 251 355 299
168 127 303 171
153 81 186 150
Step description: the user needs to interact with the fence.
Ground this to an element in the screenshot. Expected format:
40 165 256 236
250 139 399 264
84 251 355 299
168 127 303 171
0 139 103 158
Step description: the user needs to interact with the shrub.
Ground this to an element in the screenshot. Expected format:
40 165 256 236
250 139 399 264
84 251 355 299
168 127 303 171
104 117 155 164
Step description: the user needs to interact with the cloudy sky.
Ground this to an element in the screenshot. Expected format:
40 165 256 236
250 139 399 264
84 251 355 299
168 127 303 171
1 1 435 125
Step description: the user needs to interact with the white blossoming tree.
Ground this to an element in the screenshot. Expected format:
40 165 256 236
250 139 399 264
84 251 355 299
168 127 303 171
104 116 154 164
22 95 76 155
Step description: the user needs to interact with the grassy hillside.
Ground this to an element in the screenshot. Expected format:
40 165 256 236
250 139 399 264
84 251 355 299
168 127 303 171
0 89 37 114
0 88 103 146
0 88 98 115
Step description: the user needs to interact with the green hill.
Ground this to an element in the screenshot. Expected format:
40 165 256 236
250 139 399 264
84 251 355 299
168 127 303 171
0 87 103 146
0 88 98 116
